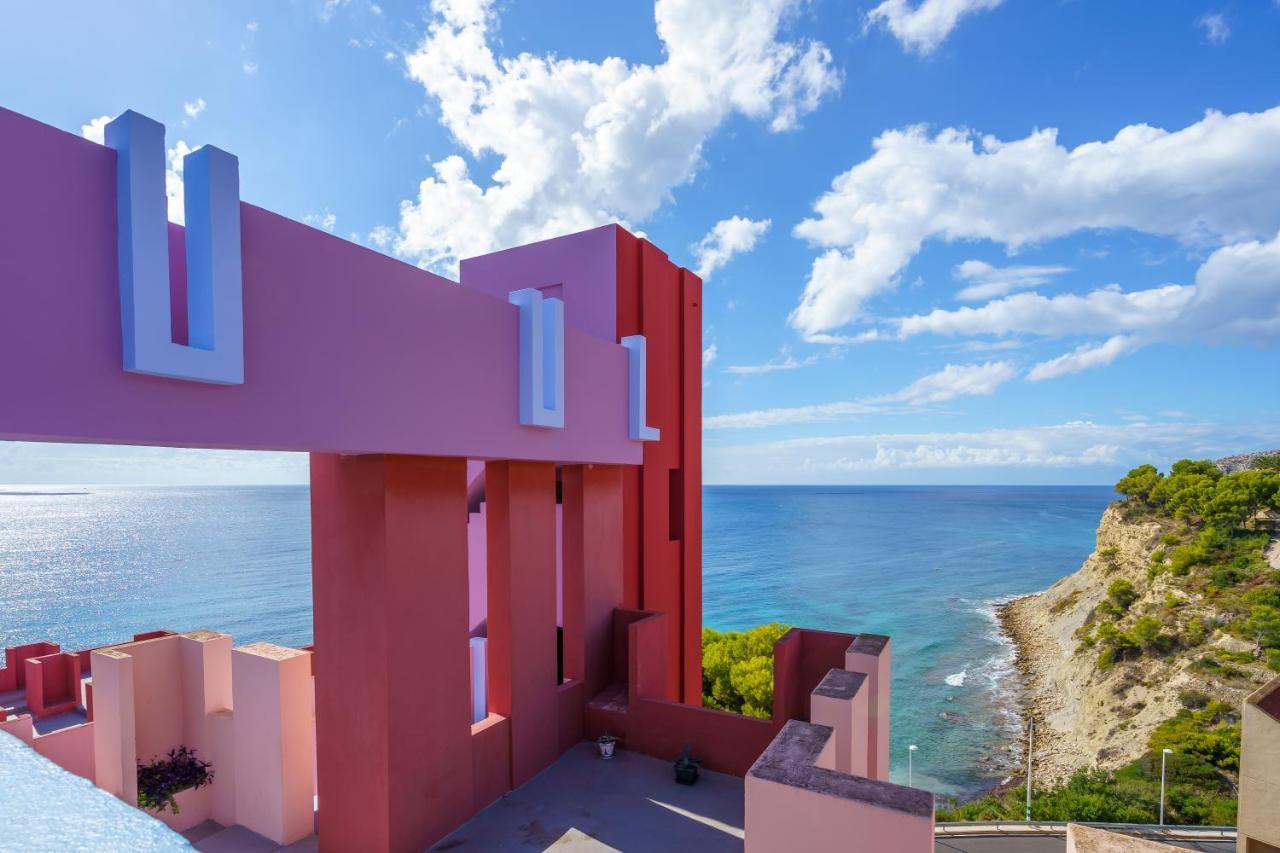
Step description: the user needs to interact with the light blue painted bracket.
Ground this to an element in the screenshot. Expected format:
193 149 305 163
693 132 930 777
621 335 660 442
508 288 565 428
106 111 244 384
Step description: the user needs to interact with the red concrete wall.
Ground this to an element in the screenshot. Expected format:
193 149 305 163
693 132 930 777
0 642 59 691
561 464 625 701
26 651 82 718
617 610 860 778
557 679 584 753
311 454 474 853
774 629 856 726
470 713 511 814
485 460 559 788
615 229 703 705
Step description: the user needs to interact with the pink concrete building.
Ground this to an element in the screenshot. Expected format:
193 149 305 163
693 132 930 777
0 103 933 851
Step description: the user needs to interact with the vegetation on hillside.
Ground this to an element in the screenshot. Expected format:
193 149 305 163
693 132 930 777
946 456 1280 824
938 694 1240 824
701 622 790 719
1076 458 1280 674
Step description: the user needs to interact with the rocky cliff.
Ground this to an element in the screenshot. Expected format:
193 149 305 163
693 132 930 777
1001 504 1274 785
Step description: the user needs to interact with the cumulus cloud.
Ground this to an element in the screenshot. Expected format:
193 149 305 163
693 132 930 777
953 259 1070 301
866 0 1004 55
304 211 338 233
1198 13 1230 45
83 114 191 225
790 107 1280 340
706 360 1016 428
693 216 771 280
388 0 838 272
888 231 1280 374
183 98 207 119
704 418 1277 483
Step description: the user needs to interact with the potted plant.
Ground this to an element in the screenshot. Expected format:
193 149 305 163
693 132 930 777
597 732 618 759
673 744 700 785
137 745 214 822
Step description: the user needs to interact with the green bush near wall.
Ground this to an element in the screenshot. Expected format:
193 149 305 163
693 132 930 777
701 622 791 719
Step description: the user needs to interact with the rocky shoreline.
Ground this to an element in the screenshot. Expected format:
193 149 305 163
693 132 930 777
996 592 1079 786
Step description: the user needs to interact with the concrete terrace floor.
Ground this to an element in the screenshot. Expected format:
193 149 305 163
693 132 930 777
433 742 746 852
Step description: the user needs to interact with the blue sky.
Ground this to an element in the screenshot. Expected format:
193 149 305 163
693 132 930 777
1 0 1278 485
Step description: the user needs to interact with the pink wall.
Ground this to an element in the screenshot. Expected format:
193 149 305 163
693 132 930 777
33 722 96 782
0 108 639 467
745 720 934 853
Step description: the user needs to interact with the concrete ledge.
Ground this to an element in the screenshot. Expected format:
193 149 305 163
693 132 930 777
748 720 932 819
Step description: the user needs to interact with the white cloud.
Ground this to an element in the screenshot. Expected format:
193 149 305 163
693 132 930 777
1027 335 1138 381
724 346 818 375
704 418 1278 483
890 230 1280 362
707 360 1016 428
1198 13 1230 45
875 360 1017 404
83 114 190 225
702 343 718 369
304 211 338 233
183 98 207 119
790 107 1280 340
953 259 1069 301
866 0 1004 55
242 60 259 76
388 0 838 273
80 115 110 144
693 216 771 280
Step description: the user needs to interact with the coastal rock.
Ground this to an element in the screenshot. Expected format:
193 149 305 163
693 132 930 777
1000 505 1275 785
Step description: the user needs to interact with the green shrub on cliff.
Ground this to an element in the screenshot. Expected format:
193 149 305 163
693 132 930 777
701 622 790 719
938 704 1241 825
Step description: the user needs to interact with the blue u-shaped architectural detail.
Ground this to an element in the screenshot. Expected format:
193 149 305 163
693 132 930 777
508 288 565 428
106 111 244 384
621 335 660 442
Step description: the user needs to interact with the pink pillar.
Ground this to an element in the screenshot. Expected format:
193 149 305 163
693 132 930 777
845 635 891 781
232 642 315 846
90 648 137 804
561 464 625 700
485 459 559 787
809 670 870 777
311 453 474 853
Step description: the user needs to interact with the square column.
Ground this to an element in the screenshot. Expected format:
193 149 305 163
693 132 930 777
90 648 137 804
232 642 315 846
561 464 624 700
484 459 558 787
845 635 892 781
311 454 473 853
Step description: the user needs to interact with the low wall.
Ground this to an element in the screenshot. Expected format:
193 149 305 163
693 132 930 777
471 713 511 813
745 720 934 853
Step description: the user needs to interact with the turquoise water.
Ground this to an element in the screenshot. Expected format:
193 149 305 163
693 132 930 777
0 484 1113 800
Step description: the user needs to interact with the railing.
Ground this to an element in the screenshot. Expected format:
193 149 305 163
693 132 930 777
935 821 1237 840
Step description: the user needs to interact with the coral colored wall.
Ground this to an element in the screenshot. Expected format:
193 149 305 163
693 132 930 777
470 713 512 814
615 230 703 705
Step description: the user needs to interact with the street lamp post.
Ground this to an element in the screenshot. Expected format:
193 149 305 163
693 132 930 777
1025 718 1034 821
1160 748 1173 825
908 744 918 788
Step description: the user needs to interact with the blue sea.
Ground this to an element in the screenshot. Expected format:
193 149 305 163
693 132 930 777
0 484 1114 800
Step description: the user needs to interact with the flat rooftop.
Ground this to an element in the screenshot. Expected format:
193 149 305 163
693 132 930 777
433 742 745 852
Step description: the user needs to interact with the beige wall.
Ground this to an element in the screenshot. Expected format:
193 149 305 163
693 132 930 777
1238 680 1280 853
